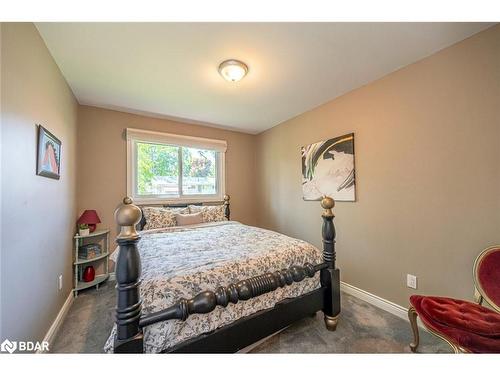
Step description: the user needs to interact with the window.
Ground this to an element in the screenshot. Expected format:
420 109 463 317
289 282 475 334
127 128 226 203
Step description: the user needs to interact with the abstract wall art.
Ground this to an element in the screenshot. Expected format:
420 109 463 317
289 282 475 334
301 133 355 201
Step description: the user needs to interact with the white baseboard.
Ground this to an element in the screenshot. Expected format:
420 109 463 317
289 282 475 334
340 281 428 331
340 281 408 320
38 291 74 353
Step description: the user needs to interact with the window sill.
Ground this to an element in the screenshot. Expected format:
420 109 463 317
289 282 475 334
130 196 225 206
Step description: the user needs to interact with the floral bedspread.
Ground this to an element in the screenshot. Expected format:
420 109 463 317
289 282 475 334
104 221 322 353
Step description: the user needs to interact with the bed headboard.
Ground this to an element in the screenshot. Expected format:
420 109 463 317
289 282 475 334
137 194 230 230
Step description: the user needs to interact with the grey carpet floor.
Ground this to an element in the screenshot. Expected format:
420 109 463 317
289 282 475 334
51 281 450 353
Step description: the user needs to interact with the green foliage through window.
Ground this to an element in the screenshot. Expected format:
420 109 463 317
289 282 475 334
182 147 216 195
136 141 217 197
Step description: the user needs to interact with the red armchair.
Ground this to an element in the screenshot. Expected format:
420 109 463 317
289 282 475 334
408 245 500 353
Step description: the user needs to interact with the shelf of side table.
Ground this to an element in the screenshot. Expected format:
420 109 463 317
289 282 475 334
75 274 110 292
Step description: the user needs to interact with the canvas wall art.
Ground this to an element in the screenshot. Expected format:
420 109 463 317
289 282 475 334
36 125 61 180
301 133 355 201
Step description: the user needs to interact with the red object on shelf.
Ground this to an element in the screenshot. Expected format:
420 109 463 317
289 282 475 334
82 266 95 282
77 210 101 233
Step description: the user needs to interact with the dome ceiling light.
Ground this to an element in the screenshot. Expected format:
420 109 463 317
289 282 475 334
218 59 248 82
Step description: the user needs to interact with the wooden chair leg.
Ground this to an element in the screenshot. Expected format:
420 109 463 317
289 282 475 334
408 306 420 352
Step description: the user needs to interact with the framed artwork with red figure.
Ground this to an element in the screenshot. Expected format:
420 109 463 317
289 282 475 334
36 124 61 180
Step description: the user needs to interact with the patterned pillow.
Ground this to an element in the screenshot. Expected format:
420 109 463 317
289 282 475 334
188 205 226 223
142 207 177 230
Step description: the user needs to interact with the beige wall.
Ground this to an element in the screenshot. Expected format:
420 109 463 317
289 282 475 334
77 106 257 243
256 25 500 308
1 23 78 342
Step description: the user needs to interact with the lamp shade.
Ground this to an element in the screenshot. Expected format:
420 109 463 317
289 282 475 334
77 210 101 232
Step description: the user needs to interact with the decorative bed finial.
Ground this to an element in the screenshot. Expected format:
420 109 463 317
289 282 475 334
115 196 142 240
223 194 231 220
321 195 335 218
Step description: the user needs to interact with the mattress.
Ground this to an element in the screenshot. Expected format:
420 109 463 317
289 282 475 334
104 221 322 353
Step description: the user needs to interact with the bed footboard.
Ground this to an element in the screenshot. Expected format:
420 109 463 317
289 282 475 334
139 262 327 328
112 196 340 353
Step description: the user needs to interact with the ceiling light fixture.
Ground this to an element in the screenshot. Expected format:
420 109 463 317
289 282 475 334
218 59 248 82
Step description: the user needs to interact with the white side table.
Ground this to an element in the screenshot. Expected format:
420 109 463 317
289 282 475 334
73 229 110 296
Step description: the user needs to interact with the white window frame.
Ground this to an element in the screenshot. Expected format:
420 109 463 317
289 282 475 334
126 128 226 204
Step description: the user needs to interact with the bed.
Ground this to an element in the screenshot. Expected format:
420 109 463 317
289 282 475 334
111 195 341 353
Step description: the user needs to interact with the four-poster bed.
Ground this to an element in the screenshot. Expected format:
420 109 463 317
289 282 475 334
111 195 341 353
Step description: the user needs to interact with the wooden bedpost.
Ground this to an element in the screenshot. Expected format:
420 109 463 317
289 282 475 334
113 197 144 353
224 194 230 220
320 196 341 331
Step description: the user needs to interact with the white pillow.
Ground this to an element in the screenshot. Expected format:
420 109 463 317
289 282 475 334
175 212 204 226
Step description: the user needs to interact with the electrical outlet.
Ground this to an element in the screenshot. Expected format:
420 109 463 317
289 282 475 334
407 274 417 289
58 275 63 291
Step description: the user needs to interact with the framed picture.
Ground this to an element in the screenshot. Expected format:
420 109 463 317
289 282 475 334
301 133 355 201
36 125 61 180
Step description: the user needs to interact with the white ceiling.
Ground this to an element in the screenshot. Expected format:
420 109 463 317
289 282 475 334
36 23 493 134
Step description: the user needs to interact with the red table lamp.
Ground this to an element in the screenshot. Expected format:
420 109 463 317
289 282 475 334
77 210 101 233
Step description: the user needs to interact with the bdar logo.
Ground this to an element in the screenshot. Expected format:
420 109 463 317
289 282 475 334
1 339 17 354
